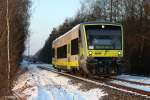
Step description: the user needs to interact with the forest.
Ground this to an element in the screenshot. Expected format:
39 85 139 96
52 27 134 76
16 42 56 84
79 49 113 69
37 0 150 75
0 0 30 96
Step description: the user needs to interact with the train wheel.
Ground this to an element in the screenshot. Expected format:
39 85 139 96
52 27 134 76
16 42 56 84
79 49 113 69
113 65 118 75
69 68 76 74
107 65 117 75
58 69 61 72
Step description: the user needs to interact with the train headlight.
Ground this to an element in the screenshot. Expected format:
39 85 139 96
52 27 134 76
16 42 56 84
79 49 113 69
118 51 121 55
89 51 92 55
102 25 105 28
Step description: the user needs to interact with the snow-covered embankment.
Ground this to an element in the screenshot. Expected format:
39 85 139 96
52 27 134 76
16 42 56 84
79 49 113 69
12 64 107 100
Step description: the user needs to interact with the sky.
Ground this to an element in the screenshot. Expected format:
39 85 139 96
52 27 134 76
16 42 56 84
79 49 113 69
24 0 81 56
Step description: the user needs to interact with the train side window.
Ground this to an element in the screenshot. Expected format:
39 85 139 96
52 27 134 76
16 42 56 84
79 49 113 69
52 48 55 57
57 45 67 58
71 38 79 55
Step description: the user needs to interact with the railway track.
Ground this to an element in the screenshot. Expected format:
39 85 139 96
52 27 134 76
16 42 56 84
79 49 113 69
107 79 150 95
110 77 150 86
37 65 150 98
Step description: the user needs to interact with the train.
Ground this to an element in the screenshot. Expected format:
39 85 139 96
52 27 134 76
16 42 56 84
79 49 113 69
52 22 124 76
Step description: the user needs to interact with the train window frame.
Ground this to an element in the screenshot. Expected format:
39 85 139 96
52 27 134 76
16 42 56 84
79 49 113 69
71 38 79 55
57 45 67 58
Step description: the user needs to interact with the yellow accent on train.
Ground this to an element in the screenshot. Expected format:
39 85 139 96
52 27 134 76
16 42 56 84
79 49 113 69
87 50 123 57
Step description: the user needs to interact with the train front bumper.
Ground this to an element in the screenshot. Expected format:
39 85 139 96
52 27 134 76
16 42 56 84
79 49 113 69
86 57 119 75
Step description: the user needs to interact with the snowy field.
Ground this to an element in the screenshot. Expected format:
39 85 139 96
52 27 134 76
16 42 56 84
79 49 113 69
12 63 107 100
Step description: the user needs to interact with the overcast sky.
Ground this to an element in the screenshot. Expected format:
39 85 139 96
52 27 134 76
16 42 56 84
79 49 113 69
24 0 81 56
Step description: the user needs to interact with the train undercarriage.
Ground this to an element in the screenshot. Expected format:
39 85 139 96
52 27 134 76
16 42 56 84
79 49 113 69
85 57 120 76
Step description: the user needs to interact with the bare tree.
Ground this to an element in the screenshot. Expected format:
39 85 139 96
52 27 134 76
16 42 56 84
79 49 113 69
0 0 31 96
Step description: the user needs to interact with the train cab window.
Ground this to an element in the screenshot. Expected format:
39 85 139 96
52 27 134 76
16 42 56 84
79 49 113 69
52 48 55 57
71 38 79 55
57 45 67 58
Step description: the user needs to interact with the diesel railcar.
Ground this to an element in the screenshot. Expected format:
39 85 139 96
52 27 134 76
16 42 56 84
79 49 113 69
52 22 123 76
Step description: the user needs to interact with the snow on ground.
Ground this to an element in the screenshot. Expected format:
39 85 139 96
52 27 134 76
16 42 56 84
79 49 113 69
115 75 150 84
13 64 107 100
110 80 150 92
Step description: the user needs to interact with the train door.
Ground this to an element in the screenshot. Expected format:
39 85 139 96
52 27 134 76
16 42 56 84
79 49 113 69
79 30 83 59
67 42 71 70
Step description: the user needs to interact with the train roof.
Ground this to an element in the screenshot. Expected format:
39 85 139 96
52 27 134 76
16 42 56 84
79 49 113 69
52 24 80 44
52 21 122 44
80 21 122 25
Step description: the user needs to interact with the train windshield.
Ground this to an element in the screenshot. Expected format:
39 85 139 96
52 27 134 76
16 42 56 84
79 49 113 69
85 25 122 50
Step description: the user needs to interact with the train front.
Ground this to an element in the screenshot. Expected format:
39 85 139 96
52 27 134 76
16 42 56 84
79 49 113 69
83 24 123 75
